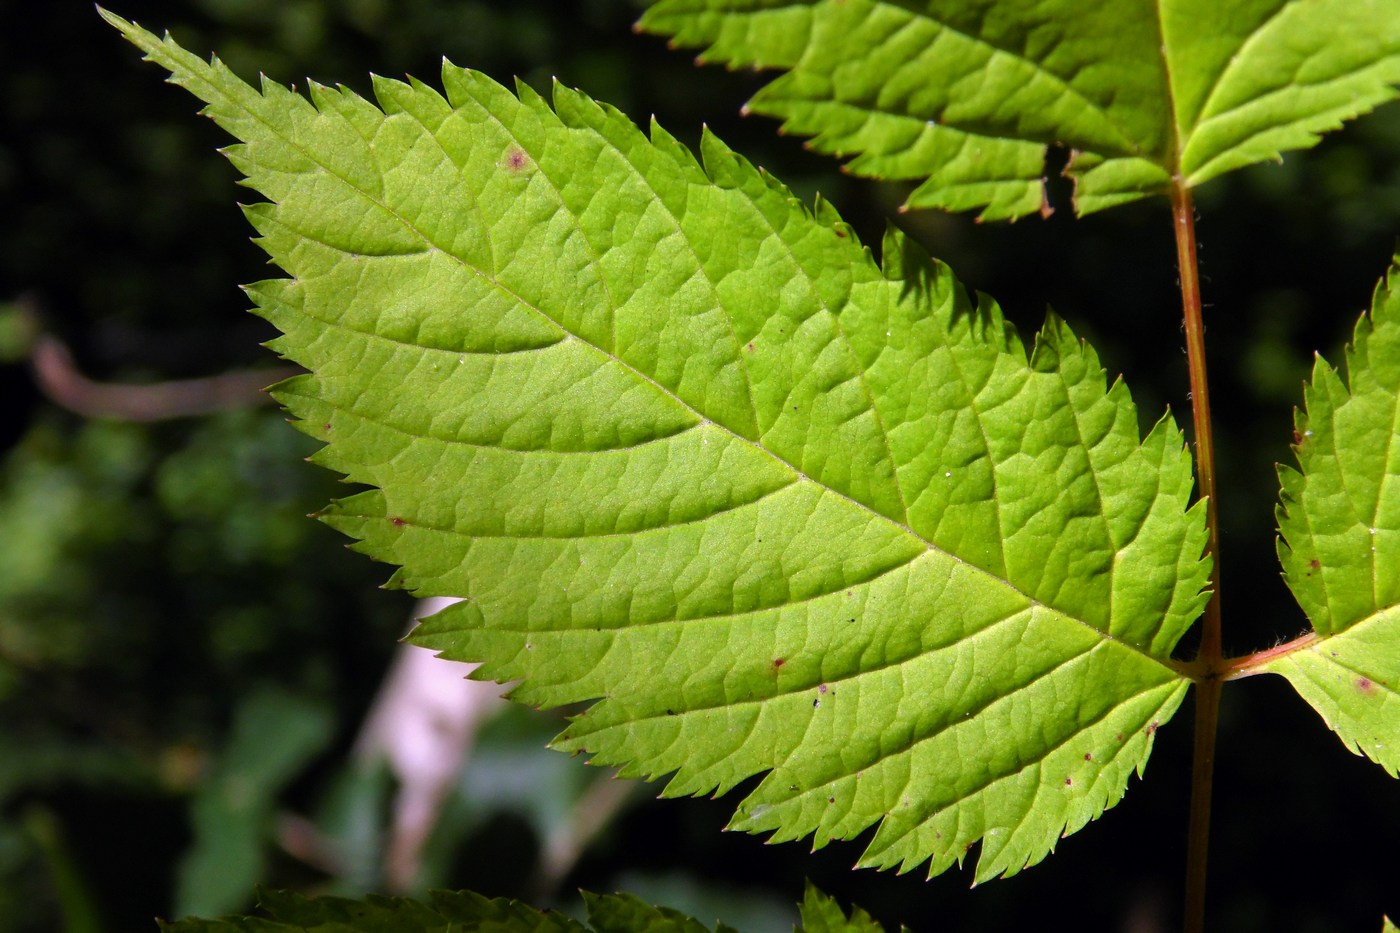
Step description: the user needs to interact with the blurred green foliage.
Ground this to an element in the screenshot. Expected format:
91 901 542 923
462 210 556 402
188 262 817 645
154 880 877 933
175 687 334 919
2 3 1400 932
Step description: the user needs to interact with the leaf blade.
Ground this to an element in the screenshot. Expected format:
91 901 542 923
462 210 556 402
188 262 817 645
641 0 1400 219
1173 0 1400 188
1269 256 1400 776
108 12 1208 882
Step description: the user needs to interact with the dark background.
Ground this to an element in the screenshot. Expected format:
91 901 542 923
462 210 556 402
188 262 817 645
3 3 1399 931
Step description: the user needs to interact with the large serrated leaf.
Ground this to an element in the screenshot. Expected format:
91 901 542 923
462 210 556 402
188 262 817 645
640 0 1400 220
106 12 1209 883
1269 256 1400 777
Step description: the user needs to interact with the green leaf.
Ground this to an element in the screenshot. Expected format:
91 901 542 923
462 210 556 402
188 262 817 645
797 883 887 933
640 0 1400 220
106 12 1209 883
582 891 739 933
160 885 877 933
1268 255 1400 777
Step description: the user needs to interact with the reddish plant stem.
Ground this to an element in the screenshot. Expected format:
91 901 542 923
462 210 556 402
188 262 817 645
1172 181 1223 933
1221 632 1320 680
1173 182 1223 666
1183 676 1221 933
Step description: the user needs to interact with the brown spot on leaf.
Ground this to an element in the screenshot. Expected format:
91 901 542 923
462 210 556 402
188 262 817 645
1357 677 1376 695
818 683 829 694
390 516 407 526
1309 559 1321 570
1146 722 1159 736
771 658 785 669
1083 753 1093 761
501 145 532 174
1064 777 1073 786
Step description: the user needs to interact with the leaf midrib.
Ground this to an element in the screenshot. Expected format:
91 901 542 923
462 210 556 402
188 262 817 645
1170 1 1293 145
1300 642 1400 702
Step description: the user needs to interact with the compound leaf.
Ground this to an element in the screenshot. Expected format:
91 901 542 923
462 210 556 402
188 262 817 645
640 0 1400 220
107 12 1209 883
1269 256 1400 777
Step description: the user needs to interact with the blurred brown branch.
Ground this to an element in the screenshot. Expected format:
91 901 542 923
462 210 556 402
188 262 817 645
31 335 298 421
7 293 297 421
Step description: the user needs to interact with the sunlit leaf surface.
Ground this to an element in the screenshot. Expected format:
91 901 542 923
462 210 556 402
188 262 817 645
1270 256 1400 777
641 0 1400 219
109 12 1209 882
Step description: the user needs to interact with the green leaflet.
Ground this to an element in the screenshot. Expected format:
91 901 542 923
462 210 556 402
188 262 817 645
106 13 1209 883
640 0 1400 220
797 883 887 933
1269 256 1400 777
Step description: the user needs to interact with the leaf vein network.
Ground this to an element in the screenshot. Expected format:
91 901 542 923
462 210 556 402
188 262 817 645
869 3 1145 156
607 599 1037 724
378 477 800 539
464 552 920 629
565 102 766 439
698 159 912 527
1320 380 1382 618
301 376 698 453
1316 650 1400 700
1187 64 1400 181
1184 1 1308 140
870 667 1178 856
219 61 1176 671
